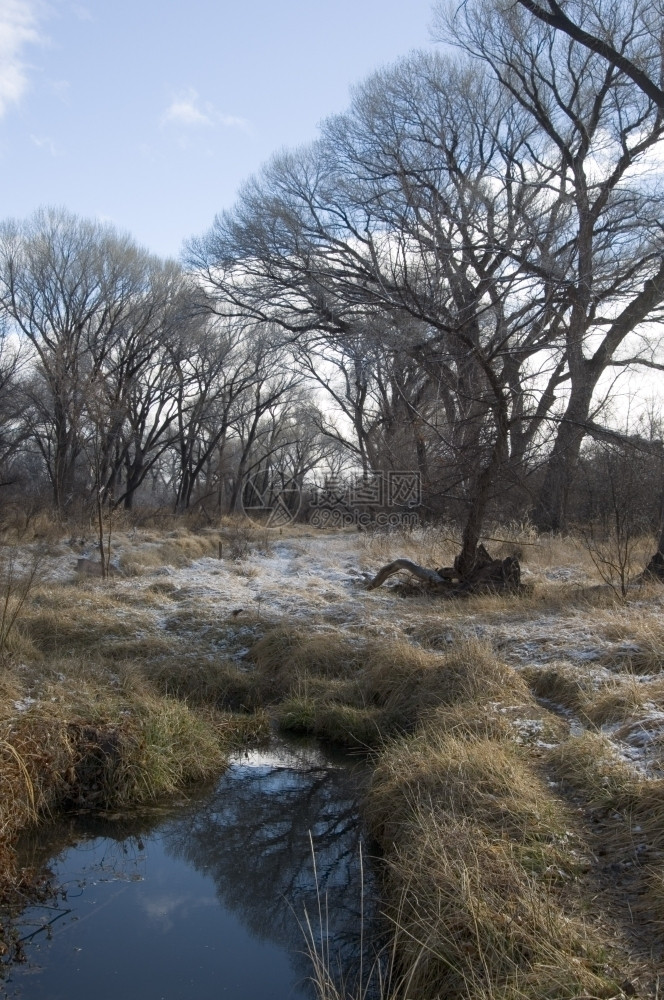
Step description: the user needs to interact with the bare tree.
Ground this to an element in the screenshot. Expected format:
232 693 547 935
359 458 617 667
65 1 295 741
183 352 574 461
440 0 664 531
0 317 28 494
0 208 179 512
188 54 566 576
84 260 200 510
188 27 664 570
512 0 664 108
577 441 656 596
499 0 664 569
169 315 274 512
225 338 304 513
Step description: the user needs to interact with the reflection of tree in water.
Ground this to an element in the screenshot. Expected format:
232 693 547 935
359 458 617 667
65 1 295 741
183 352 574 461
4 744 385 996
162 744 383 995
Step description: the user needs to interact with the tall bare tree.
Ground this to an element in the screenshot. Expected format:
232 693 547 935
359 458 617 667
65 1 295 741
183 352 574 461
512 0 664 108
169 315 278 512
188 53 567 574
440 0 664 530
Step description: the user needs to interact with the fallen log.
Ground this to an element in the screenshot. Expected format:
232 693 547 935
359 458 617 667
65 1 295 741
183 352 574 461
366 559 454 591
367 544 523 596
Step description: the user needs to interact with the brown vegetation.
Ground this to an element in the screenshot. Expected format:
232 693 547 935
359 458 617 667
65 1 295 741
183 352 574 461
1 520 663 998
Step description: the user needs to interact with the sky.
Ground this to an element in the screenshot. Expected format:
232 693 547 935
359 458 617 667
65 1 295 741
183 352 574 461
0 0 439 260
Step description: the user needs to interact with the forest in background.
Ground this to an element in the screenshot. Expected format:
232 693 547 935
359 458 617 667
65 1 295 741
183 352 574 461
0 0 663 571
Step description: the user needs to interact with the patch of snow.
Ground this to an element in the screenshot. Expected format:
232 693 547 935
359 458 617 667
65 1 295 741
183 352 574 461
13 697 37 712
568 648 603 662
543 566 587 582
17 529 664 781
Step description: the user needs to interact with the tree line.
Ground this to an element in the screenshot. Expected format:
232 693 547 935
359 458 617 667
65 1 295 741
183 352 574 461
1 0 663 570
0 208 338 518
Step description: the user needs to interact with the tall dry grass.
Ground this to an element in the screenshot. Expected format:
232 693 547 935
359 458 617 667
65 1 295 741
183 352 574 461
365 728 617 1000
288 626 622 999
0 650 268 902
245 618 624 997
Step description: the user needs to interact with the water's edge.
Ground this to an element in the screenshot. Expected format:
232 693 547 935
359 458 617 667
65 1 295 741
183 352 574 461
1 736 382 1000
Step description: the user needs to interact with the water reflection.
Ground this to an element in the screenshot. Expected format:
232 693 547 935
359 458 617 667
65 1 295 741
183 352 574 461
2 737 381 1000
165 742 376 973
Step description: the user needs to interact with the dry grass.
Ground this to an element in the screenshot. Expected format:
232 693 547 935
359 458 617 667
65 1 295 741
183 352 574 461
601 606 664 646
525 531 598 577
250 625 363 679
1 517 663 995
359 524 461 570
249 627 535 746
0 664 268 892
364 637 528 723
156 531 220 566
366 727 616 1000
0 509 66 545
359 522 607 587
146 656 264 712
119 544 167 575
262 622 623 997
521 663 594 713
0 549 271 899
582 675 664 725
547 731 638 805
276 698 388 748
12 584 170 665
545 728 664 986
525 666 664 745
119 530 221 573
599 608 664 674
381 812 614 1000
547 732 664 840
117 520 273 574
368 729 567 848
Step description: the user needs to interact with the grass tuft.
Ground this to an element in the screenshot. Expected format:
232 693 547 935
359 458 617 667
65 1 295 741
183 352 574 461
546 731 639 805
381 811 615 1000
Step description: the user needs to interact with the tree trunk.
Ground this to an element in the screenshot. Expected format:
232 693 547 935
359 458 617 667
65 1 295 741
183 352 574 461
123 446 145 510
532 381 595 532
456 374 509 580
644 522 664 580
367 546 522 595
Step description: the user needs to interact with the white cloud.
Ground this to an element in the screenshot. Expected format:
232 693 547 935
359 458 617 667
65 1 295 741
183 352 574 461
49 78 70 103
218 112 249 129
160 87 249 132
0 0 42 117
29 132 58 155
140 892 217 932
161 88 213 128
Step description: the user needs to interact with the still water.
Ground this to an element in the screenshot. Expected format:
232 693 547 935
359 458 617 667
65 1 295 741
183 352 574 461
1 738 379 1000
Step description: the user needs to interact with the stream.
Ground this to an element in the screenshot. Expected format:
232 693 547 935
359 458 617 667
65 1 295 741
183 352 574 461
1 736 381 1000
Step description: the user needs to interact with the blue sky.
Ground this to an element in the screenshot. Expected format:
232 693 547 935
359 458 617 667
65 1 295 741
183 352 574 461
1 0 438 259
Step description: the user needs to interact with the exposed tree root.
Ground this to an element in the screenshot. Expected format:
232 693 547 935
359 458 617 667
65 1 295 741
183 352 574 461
367 544 524 596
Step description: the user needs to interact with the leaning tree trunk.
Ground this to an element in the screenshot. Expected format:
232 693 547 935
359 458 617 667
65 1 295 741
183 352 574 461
366 545 522 596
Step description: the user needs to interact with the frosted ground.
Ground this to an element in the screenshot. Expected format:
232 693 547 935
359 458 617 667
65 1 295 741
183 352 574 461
31 524 664 778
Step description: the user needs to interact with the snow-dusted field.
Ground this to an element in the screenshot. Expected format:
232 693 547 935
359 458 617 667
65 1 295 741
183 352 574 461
26 525 664 776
